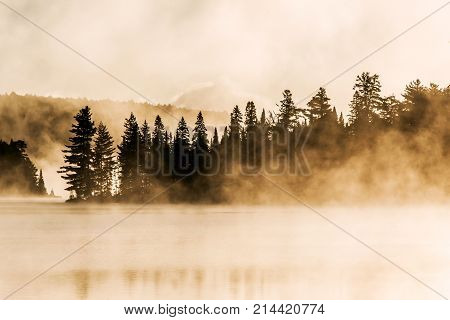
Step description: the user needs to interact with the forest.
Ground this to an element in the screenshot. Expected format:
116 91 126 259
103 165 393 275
0 139 47 195
58 72 450 203
1 72 449 202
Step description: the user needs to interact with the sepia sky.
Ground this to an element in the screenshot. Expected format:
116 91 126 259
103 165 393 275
0 0 449 114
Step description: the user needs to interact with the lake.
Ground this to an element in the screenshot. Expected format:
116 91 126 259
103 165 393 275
1 199 449 299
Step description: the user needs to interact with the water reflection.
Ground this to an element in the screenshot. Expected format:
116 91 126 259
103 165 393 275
1 202 449 299
69 270 108 299
55 267 302 299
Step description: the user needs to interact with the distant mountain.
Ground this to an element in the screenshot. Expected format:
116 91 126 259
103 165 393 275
172 81 271 113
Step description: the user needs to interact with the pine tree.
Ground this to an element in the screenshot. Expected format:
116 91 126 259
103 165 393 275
192 112 209 174
278 90 300 131
92 122 116 198
402 79 426 107
348 72 382 134
37 169 47 195
59 106 96 199
244 101 258 130
152 115 165 148
428 82 441 97
218 126 230 173
229 105 243 162
175 118 190 147
192 112 209 152
139 120 151 188
140 120 151 151
229 105 243 141
150 115 166 177
117 113 140 197
306 87 332 123
173 117 191 176
220 126 229 146
259 108 270 139
243 101 258 165
211 127 220 150
379 95 400 126
260 108 266 123
338 112 345 127
400 79 428 130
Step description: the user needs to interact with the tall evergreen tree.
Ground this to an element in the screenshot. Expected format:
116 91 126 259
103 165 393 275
59 106 96 199
348 72 382 134
209 127 220 174
93 122 116 198
192 112 209 152
256 109 270 161
260 109 266 125
37 169 47 195
192 112 209 174
173 117 191 176
229 105 243 162
148 115 166 177
259 108 270 140
379 95 400 126
140 120 151 151
229 105 243 140
278 90 300 131
211 127 220 150
220 126 229 147
152 115 165 148
219 126 230 173
139 120 152 190
243 101 258 166
400 79 429 130
244 101 258 130
117 113 140 197
338 112 345 128
306 87 332 123
402 79 427 107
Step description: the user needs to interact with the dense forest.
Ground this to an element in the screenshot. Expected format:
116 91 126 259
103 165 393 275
57 72 449 203
0 139 47 195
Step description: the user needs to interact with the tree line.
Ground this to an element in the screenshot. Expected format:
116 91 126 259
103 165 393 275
0 139 47 195
58 72 449 202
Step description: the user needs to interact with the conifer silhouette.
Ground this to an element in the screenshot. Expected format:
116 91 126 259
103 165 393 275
59 106 96 200
93 122 116 198
117 113 140 197
37 169 47 195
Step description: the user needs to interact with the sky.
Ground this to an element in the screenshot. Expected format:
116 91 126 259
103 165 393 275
0 0 449 115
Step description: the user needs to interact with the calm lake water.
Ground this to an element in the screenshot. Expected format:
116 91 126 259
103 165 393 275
1 199 449 299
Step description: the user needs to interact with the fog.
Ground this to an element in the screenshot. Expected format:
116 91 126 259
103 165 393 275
1 0 449 301
1 202 449 299
0 0 449 112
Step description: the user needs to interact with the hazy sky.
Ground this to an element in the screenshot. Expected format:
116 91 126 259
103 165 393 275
0 0 449 114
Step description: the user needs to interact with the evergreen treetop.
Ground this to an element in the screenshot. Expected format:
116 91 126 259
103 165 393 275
192 112 209 152
244 101 258 129
59 106 96 199
278 89 300 130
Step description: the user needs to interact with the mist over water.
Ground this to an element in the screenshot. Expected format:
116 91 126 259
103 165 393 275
0 0 449 301
1 200 449 299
